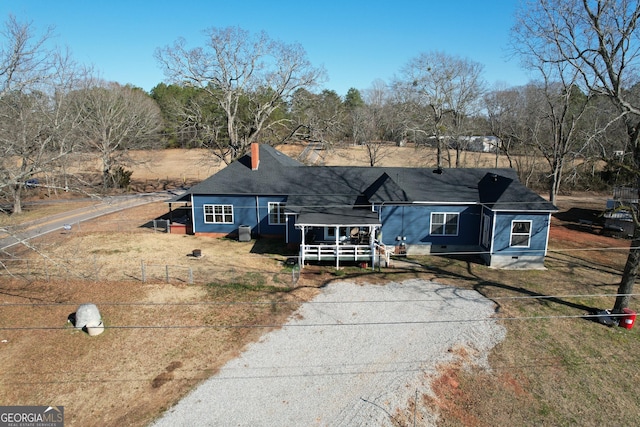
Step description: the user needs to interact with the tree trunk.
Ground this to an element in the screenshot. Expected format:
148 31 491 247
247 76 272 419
11 184 23 215
614 120 640 313
614 236 640 313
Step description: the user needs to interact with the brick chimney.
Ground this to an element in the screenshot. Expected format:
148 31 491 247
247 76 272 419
251 143 260 170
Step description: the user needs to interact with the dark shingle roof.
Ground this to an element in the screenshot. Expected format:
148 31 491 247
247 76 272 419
364 173 412 203
182 145 557 213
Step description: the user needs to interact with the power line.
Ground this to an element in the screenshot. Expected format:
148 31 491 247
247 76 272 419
0 292 637 308
0 312 634 331
3 352 639 385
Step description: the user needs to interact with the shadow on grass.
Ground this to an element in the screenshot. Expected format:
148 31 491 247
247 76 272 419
216 240 618 327
554 207 603 224
139 206 191 231
308 252 612 326
249 238 296 257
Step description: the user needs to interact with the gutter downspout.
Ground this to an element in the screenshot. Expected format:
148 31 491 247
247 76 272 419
543 213 552 256
490 210 497 266
190 194 196 234
255 196 260 236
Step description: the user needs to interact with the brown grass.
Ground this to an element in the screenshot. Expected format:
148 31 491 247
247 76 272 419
1 147 639 426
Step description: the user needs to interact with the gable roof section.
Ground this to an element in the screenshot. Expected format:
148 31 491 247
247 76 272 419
184 144 303 197
478 172 557 212
364 173 412 203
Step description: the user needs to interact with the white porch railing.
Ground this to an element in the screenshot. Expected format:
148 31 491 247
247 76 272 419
300 242 394 269
302 244 372 261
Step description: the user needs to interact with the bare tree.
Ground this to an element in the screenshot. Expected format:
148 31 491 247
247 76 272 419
515 0 640 313
75 82 162 190
0 16 85 214
287 89 345 148
484 86 523 168
0 15 53 96
394 51 485 168
155 26 325 163
346 82 393 166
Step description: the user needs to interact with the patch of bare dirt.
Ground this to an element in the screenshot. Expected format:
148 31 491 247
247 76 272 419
0 200 325 426
550 193 629 268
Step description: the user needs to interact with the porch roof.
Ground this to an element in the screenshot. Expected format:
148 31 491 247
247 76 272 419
296 208 380 227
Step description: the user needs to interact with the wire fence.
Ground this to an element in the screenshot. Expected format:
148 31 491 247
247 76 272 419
0 256 301 287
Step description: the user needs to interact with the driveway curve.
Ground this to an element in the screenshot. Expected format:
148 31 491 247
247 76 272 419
152 279 505 426
0 192 173 250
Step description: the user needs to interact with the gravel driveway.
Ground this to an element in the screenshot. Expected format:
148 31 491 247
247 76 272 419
152 279 505 426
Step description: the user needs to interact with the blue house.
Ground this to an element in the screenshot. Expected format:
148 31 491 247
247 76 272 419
171 143 557 269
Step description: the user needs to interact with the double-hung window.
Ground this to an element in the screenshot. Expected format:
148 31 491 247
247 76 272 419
430 212 459 236
204 204 233 224
268 202 286 225
510 220 531 247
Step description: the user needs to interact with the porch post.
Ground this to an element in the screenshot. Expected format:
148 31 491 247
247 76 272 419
370 225 376 269
300 225 306 267
335 226 340 269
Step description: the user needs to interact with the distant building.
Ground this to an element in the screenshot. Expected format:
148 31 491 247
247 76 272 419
458 136 501 153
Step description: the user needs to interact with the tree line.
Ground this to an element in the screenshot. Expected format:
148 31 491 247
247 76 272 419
1 0 639 313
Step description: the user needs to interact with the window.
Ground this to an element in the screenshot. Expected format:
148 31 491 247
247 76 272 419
510 220 531 247
482 214 491 248
204 204 233 224
430 212 459 236
268 202 286 225
324 227 346 241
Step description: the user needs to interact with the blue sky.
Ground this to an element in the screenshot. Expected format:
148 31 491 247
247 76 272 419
2 0 532 97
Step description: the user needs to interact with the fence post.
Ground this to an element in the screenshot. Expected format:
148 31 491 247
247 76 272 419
141 260 146 283
165 265 169 283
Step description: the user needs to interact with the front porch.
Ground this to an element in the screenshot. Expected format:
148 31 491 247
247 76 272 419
295 220 392 268
292 207 388 269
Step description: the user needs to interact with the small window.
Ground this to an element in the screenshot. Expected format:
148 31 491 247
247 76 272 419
431 212 459 236
268 202 286 225
324 227 351 241
204 204 233 224
510 220 531 247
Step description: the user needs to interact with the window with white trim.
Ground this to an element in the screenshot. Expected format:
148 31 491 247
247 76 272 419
204 204 233 224
323 227 353 242
510 220 531 247
430 212 459 236
268 202 286 225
